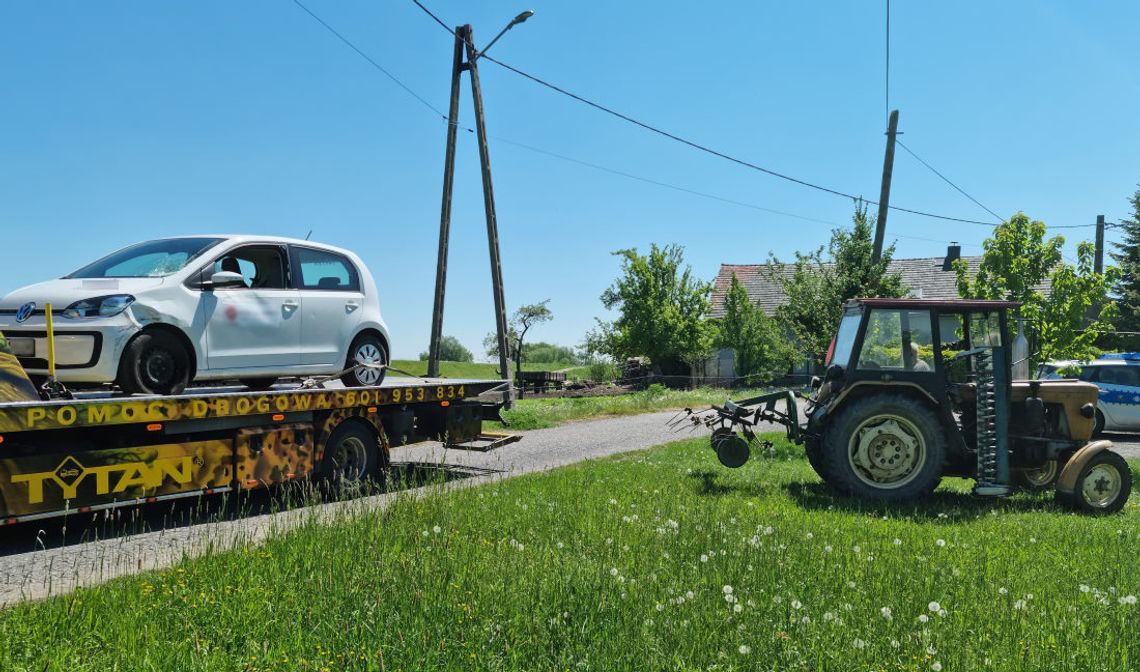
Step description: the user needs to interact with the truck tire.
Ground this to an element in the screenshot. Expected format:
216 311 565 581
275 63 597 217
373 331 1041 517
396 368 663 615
804 436 832 484
1056 450 1131 514
821 393 945 502
341 334 387 388
117 330 191 396
317 421 381 486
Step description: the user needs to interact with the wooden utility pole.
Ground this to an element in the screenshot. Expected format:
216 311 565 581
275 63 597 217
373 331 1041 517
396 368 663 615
426 24 513 407
1095 214 1105 274
426 28 466 379
872 109 900 263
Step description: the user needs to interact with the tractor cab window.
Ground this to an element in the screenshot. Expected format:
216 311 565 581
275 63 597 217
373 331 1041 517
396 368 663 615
857 309 935 372
969 312 1003 348
829 311 862 368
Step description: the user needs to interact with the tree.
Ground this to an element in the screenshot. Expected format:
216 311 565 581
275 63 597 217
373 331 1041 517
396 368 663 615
954 212 1118 364
521 342 580 364
768 205 908 367
717 273 796 382
484 300 554 373
418 335 473 363
1109 185 1140 350
586 244 715 375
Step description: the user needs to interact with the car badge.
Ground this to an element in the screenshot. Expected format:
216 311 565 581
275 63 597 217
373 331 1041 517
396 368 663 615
15 301 36 323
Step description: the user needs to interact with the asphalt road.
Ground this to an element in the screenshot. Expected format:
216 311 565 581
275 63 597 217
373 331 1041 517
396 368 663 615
0 410 1135 608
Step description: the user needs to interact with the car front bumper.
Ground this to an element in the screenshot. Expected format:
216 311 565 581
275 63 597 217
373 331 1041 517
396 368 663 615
0 313 136 383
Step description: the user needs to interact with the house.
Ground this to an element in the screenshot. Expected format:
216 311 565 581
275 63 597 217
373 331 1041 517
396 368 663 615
701 244 984 383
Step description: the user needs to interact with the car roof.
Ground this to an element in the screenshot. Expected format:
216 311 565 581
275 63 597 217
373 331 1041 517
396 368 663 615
151 235 355 255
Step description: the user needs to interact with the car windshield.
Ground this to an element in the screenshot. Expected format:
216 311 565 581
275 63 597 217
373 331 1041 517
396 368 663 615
66 238 224 279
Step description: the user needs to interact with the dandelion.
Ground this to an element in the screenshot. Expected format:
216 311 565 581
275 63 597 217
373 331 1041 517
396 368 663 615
738 645 751 655
791 599 803 610
1014 599 1026 610
686 590 696 600
724 594 736 604
734 603 743 613
1025 593 1034 601
655 603 665 612
918 614 930 623
1029 537 1037 544
847 581 857 589
823 611 836 621
932 662 943 671
927 645 937 655
801 615 811 624
938 609 947 618
824 545 833 553
610 567 619 576
880 606 892 620
999 587 1008 595
928 601 941 612
723 585 734 595
805 532 814 540
557 541 564 549
893 538 902 545
421 531 429 537
432 525 441 534
1119 595 1137 605
700 554 709 563
1079 584 1091 593
936 539 946 547
853 638 866 650
890 639 900 649
853 545 861 553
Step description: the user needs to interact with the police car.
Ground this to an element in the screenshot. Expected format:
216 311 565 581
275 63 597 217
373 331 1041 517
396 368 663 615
1038 353 1140 436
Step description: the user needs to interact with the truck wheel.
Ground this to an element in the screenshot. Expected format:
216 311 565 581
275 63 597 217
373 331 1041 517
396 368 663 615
117 330 191 395
1056 450 1132 514
341 334 387 388
822 394 945 502
1014 460 1060 492
318 422 381 485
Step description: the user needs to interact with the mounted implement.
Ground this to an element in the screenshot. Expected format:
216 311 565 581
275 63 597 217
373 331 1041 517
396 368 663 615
682 298 1132 513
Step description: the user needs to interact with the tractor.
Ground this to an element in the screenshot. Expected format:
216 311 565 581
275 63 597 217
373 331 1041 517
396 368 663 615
683 298 1133 513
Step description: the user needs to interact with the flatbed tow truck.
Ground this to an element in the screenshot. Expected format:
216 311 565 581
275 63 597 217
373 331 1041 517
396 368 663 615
0 348 510 526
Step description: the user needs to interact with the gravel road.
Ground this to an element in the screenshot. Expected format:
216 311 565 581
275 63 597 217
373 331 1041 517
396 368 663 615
0 410 1136 608
0 409 715 607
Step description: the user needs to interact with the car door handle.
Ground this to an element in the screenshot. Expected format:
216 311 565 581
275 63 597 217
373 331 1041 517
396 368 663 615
345 301 360 313
282 300 299 311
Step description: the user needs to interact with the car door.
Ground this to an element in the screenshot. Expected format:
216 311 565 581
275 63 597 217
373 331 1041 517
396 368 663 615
199 244 302 370
289 245 365 367
1091 364 1140 431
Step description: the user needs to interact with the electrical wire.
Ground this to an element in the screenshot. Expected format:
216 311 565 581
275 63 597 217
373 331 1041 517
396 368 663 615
290 0 448 120
896 139 1004 222
410 0 451 32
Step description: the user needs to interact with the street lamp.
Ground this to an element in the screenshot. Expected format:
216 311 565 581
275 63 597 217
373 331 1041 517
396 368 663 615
476 10 534 59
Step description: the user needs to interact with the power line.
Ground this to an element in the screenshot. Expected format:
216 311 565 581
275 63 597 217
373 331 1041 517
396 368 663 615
896 139 1005 222
480 54 1000 227
290 0 448 120
410 0 451 32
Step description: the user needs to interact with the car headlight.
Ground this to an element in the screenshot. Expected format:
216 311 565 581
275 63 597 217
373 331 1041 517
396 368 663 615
61 294 136 319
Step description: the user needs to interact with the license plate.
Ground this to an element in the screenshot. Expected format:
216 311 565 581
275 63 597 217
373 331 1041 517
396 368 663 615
7 338 34 357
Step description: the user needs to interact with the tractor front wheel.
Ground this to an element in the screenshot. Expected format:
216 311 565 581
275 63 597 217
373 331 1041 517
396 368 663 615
821 394 945 502
1056 450 1131 514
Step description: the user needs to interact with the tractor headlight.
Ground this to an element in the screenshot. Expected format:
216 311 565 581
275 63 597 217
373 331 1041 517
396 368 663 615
61 294 136 319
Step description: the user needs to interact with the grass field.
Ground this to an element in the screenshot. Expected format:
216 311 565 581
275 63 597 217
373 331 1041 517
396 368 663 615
498 384 759 430
390 359 576 379
1 435 1137 671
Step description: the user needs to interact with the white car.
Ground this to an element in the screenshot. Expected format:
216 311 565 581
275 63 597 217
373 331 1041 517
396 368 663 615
0 235 390 395
1038 354 1140 435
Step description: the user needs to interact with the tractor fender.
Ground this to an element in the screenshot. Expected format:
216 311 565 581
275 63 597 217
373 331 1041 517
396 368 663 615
1056 440 1114 496
828 381 939 411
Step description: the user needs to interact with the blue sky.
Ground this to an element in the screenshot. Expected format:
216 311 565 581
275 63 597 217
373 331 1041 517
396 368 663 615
1 2 1137 359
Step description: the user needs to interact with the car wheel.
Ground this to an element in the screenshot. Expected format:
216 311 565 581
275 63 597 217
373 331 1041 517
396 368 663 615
341 334 388 388
240 377 277 391
117 330 191 395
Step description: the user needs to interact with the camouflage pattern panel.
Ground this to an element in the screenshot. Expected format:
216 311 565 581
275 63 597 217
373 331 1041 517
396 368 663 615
0 384 481 433
0 440 233 518
315 407 389 464
0 349 39 404
235 424 315 489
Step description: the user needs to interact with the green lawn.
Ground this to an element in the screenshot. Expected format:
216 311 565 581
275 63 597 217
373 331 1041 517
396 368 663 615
498 385 762 429
390 359 575 380
1 436 1137 671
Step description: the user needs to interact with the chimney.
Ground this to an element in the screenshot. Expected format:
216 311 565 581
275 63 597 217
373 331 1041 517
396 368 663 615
943 242 961 271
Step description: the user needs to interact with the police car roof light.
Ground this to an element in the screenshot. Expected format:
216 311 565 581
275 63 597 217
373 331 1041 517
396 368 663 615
1100 352 1140 361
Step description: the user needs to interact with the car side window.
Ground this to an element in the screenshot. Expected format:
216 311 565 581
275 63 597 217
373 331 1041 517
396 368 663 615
211 246 287 289
292 247 360 291
1100 365 1140 387
1078 367 1099 382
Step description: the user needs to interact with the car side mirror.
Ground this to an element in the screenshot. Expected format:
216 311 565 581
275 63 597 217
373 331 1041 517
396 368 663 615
204 271 246 290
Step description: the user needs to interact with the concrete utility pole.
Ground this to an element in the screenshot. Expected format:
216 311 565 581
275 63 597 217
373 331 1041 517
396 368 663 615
872 109 900 263
1095 214 1105 275
427 14 532 408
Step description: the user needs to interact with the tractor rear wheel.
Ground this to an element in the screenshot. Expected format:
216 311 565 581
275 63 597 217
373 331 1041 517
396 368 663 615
821 393 945 502
804 436 831 483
